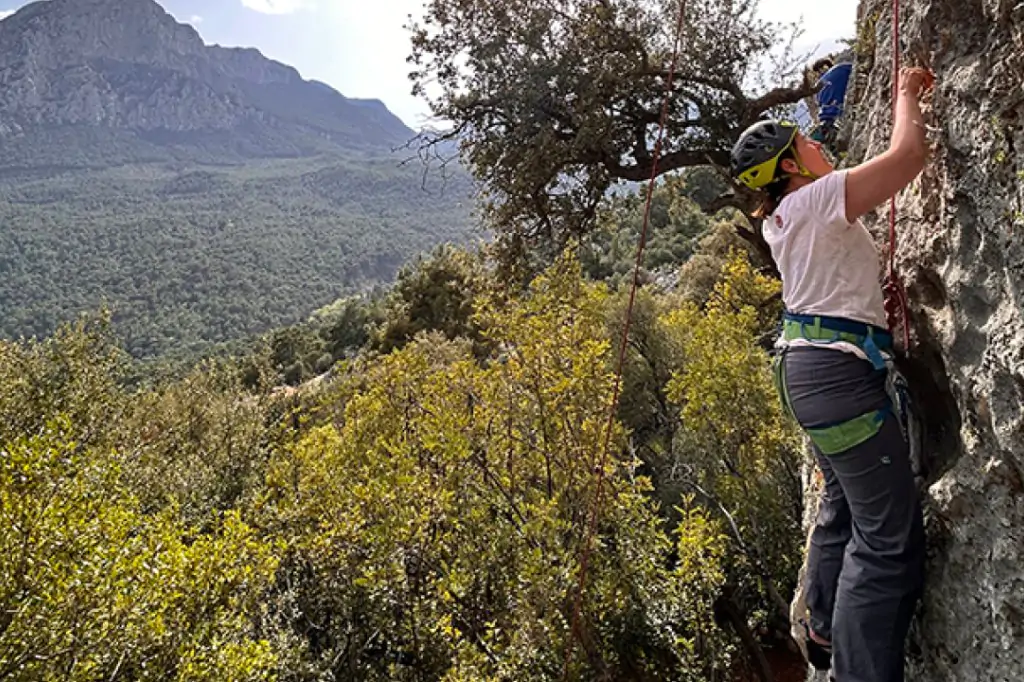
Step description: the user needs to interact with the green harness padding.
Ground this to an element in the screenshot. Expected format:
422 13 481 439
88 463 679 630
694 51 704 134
780 315 891 371
772 351 888 455
772 313 896 455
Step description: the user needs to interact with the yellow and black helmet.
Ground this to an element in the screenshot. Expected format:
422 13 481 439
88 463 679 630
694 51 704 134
730 120 800 190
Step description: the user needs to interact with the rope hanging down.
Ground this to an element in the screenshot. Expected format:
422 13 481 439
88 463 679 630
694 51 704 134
563 0 909 674
561 0 689 678
883 0 912 351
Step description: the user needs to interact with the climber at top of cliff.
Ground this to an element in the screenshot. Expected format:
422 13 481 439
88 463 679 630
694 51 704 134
728 64 935 682
810 57 854 153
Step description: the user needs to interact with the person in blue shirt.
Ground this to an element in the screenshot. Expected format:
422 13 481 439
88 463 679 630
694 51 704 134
811 57 853 151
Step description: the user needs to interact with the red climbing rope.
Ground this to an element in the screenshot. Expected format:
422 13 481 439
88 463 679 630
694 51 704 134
883 0 913 351
560 1 688 678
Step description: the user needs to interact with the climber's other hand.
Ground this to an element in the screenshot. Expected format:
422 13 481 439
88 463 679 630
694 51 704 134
900 66 935 98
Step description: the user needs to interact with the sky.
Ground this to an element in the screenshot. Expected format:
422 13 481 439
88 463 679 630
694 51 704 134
0 0 858 129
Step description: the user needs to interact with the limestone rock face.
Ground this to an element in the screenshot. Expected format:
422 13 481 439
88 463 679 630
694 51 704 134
0 0 410 152
797 0 1024 679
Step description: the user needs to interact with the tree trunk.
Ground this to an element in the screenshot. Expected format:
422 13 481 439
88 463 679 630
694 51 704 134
716 593 775 682
731 221 780 279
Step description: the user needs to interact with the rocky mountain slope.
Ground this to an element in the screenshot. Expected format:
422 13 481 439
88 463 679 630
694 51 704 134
797 0 1024 679
0 0 412 160
0 0 475 360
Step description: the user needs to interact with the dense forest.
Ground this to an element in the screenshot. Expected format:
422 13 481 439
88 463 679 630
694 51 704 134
0 174 808 680
0 152 476 362
0 0 831 678
247 170 764 383
0 0 477 362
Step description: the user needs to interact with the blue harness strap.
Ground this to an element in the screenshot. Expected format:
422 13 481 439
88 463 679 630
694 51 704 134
773 312 921 458
781 312 893 370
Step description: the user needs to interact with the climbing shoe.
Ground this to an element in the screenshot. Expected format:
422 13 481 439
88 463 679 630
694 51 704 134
801 620 833 671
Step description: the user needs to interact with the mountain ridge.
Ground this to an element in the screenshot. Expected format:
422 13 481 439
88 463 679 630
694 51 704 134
0 0 416 158
0 0 477 361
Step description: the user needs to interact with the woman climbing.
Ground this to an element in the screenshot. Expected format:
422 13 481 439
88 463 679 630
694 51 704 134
727 65 935 682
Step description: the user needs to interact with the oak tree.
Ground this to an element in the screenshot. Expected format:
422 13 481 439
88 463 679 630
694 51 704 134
409 0 815 262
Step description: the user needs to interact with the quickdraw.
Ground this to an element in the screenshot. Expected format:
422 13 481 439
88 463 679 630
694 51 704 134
883 0 913 352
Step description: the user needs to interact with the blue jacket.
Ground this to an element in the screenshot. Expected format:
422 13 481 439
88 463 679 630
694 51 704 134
817 62 853 123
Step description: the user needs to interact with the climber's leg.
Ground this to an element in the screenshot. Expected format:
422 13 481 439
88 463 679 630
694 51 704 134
782 346 925 682
804 446 851 644
826 415 925 682
783 346 883 660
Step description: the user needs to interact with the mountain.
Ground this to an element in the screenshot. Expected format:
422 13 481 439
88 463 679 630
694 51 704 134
0 0 476 360
0 0 413 160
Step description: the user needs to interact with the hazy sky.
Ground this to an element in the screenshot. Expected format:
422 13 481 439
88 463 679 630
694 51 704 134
0 0 859 128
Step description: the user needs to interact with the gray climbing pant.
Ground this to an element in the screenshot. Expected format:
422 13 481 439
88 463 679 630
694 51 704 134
782 346 925 682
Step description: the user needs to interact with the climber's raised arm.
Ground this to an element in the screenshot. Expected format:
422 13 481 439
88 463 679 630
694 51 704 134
843 66 934 223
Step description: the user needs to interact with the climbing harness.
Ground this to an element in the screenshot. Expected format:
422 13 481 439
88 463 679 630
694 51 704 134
561 0 688 677
771 313 896 455
771 310 922 461
882 0 913 352
780 312 892 371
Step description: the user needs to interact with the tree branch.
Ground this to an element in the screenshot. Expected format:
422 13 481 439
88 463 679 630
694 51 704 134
745 81 819 119
645 70 747 103
609 148 730 182
731 222 779 278
684 480 791 622
715 591 776 682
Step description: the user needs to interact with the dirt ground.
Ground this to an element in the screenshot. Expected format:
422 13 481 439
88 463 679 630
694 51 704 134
730 643 810 682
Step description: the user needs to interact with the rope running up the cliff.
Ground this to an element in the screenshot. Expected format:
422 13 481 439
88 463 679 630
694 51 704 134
560 0 689 678
884 0 913 352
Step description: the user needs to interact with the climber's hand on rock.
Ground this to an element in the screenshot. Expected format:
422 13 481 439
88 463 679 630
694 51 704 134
900 66 935 98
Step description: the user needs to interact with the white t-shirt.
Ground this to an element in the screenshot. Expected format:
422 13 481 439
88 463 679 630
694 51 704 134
763 169 889 330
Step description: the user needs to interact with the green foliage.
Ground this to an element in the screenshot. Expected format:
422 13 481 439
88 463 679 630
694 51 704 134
315 295 388 360
673 499 733 666
409 0 812 255
0 310 129 447
0 418 281 682
0 3 820 673
0 246 804 681
372 245 492 355
259 256 721 680
268 326 328 387
0 153 475 363
675 220 771 306
659 252 801 628
117 364 284 522
250 244 493 387
581 176 714 285
853 10 880 62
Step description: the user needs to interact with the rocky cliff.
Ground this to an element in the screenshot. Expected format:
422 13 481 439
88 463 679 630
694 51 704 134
0 0 412 160
0 0 475 362
797 0 1024 680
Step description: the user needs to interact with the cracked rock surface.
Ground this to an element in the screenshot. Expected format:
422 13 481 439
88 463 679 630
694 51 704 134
795 0 1024 679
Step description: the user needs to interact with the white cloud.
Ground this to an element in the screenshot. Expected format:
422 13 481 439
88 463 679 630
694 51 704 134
240 0 313 15
190 15 204 25
0 10 15 20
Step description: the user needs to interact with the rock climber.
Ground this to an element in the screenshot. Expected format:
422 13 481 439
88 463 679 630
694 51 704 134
810 57 854 153
728 65 934 682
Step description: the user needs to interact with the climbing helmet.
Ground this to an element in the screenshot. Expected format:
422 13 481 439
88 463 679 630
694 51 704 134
730 119 801 190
